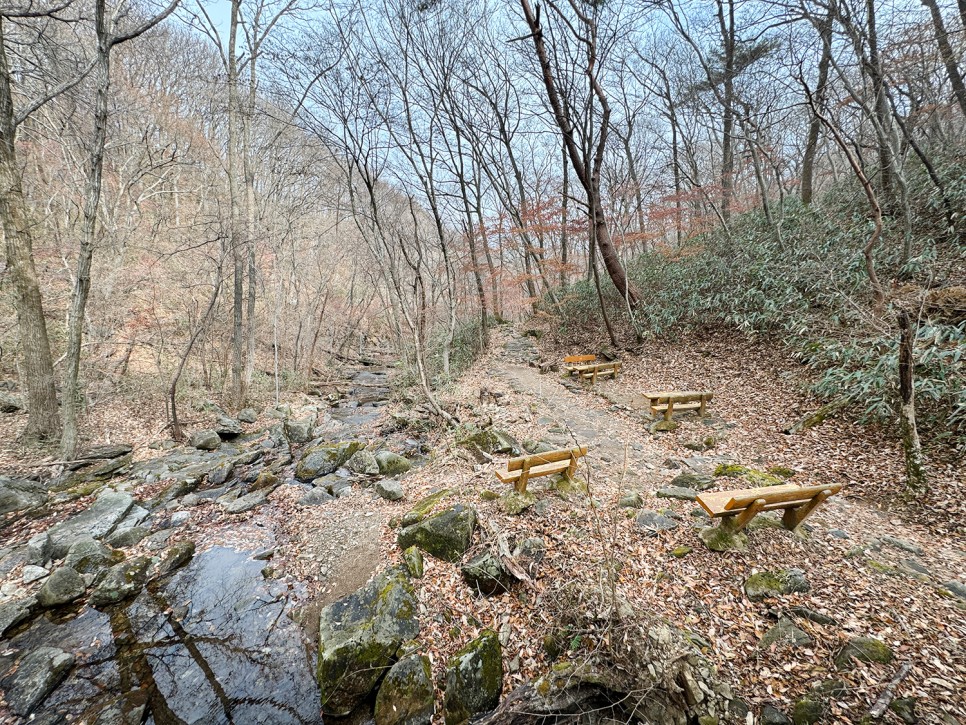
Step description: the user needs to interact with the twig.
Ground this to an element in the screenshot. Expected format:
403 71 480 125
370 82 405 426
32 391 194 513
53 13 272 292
866 662 912 719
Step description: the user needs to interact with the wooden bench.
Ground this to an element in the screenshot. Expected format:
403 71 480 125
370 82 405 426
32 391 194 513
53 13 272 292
697 482 842 532
495 446 588 493
643 390 713 420
572 361 621 383
564 354 597 374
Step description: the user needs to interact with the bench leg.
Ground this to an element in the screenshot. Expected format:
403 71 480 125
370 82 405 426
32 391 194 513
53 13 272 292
782 489 832 530
566 452 578 479
721 498 766 533
665 400 674 421
516 461 531 493
699 396 707 416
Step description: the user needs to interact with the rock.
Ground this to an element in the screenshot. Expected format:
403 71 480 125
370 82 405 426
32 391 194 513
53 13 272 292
512 538 546 578
0 391 23 413
942 580 966 600
170 511 190 527
403 546 424 578
48 490 134 558
618 492 643 508
758 618 811 649
834 636 893 670
215 416 242 439
459 427 521 457
284 417 315 444
89 557 151 607
25 531 52 566
656 486 698 501
401 489 454 527
761 705 792 725
0 596 37 637
648 419 679 434
499 490 536 515
64 537 118 574
22 565 49 584
443 630 503 725
221 490 267 514
299 488 334 506
670 473 715 490
295 440 363 481
250 470 279 491
37 567 86 607
376 451 412 476
375 478 404 501
635 510 679 536
316 566 420 716
785 606 837 626
462 552 512 596
880 535 924 556
207 459 235 486
156 540 195 578
107 526 150 549
790 696 824 725
237 408 258 423
190 429 222 450
889 697 918 724
397 505 477 562
374 653 434 725
670 545 692 558
0 646 74 715
683 437 716 452
0 476 46 514
744 568 810 601
346 449 380 475
828 528 850 539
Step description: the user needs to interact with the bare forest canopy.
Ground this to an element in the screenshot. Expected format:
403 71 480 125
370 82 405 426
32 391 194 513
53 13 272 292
0 0 964 462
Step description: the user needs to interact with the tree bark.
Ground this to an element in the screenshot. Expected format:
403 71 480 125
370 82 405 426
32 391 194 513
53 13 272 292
898 311 927 496
921 0 966 118
802 7 833 205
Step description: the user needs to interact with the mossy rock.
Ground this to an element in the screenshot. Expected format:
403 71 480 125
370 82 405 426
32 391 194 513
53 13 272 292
834 637 893 670
64 537 121 575
443 630 503 725
758 618 811 649
89 557 152 608
295 441 363 481
401 489 453 527
618 492 644 509
397 505 477 563
374 653 434 725
670 473 715 490
649 420 679 434
791 696 825 725
767 466 796 479
376 451 412 477
744 568 810 601
317 566 420 716
683 437 717 452
403 546 424 578
458 427 521 457
461 552 513 596
889 697 918 724
480 490 500 502
670 545 693 558
346 449 380 475
713 463 785 487
549 473 587 499
499 490 536 515
698 526 748 552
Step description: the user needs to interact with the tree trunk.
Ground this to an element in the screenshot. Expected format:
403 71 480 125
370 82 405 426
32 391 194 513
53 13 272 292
898 311 927 496
717 0 736 222
922 0 966 118
0 18 59 440
227 0 246 407
802 8 833 205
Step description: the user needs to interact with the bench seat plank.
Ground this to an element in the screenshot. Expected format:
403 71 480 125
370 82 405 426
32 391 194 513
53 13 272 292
506 446 588 472
697 485 801 517
495 459 571 484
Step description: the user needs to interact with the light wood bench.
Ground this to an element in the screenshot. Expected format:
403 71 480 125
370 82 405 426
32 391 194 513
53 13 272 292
573 361 621 383
495 446 588 493
564 354 597 374
697 482 842 532
643 390 713 420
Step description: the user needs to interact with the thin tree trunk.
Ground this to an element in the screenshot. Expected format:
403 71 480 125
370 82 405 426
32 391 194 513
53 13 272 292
227 0 245 407
802 7 833 205
922 0 966 118
898 311 927 496
718 0 736 222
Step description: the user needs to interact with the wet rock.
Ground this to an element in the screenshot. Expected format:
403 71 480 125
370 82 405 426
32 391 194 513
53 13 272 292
107 526 149 549
462 552 512 596
834 636 893 670
403 546 424 578
22 565 49 584
889 697 918 724
64 537 119 574
0 391 23 413
499 490 536 515
459 427 521 457
0 596 37 637
401 489 453 527
237 408 258 424
376 478 404 501
295 440 363 481
761 705 792 725
299 488 334 506
346 449 380 475
284 417 315 444
374 653 434 725
397 505 477 562
744 568 810 601
618 492 643 508
317 566 420 716
635 510 679 536
656 486 698 501
443 630 502 725
37 567 86 607
0 476 46 515
25 531 52 566
758 618 811 649
190 429 222 451
156 540 196 578
215 416 242 439
89 557 151 607
943 580 966 600
221 490 267 514
376 451 412 476
48 490 134 558
0 646 74 715
670 473 715 490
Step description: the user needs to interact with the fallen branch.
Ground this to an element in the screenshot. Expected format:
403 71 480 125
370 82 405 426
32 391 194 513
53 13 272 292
866 662 912 719
485 519 532 584
783 398 847 435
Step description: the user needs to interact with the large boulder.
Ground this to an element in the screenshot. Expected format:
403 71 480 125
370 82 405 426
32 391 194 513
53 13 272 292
460 428 521 457
744 569 810 601
0 391 23 413
698 526 749 553
317 567 420 716
214 416 242 439
375 478 404 501
0 646 74 715
397 505 476 562
295 441 363 481
89 557 152 608
37 567 86 607
64 537 119 574
47 490 134 558
0 596 37 637
284 417 315 444
374 654 434 725
346 449 380 476
190 429 222 451
401 489 453 527
0 476 46 515
443 630 503 725
376 451 412 476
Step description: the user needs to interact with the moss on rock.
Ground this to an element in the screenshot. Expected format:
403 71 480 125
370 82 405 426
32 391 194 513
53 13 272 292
744 568 810 601
397 505 476 562
374 653 434 725
698 526 748 552
834 637 893 670
401 489 453 527
443 630 503 725
295 441 363 481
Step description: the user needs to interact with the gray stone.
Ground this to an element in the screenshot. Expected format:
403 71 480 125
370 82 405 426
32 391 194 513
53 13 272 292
375 653 434 725
155 541 195 578
0 391 23 413
375 478 404 501
170 511 190 527
47 490 134 558
828 529 850 539
761 705 792 725
758 618 811 649
0 646 74 715
942 580 966 600
656 486 698 501
317 566 420 716
461 552 513 596
299 488 334 506
375 451 412 476
237 408 258 423
499 490 536 515
284 417 315 444
649 419 679 434
25 531 52 566
64 537 117 574
443 630 502 725
37 567 86 607
397 505 477 562
190 429 222 451
89 557 151 607
889 697 918 724
295 440 363 481
22 565 49 584
403 546 424 578
744 568 810 601
459 428 521 457
635 510 679 536
670 473 715 490
881 535 924 556
785 606 837 626
221 490 267 514
0 476 46 515
618 492 643 509
207 459 234 486
346 449 380 475
106 526 150 548
791 696 825 725
0 596 37 637
215 416 242 439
